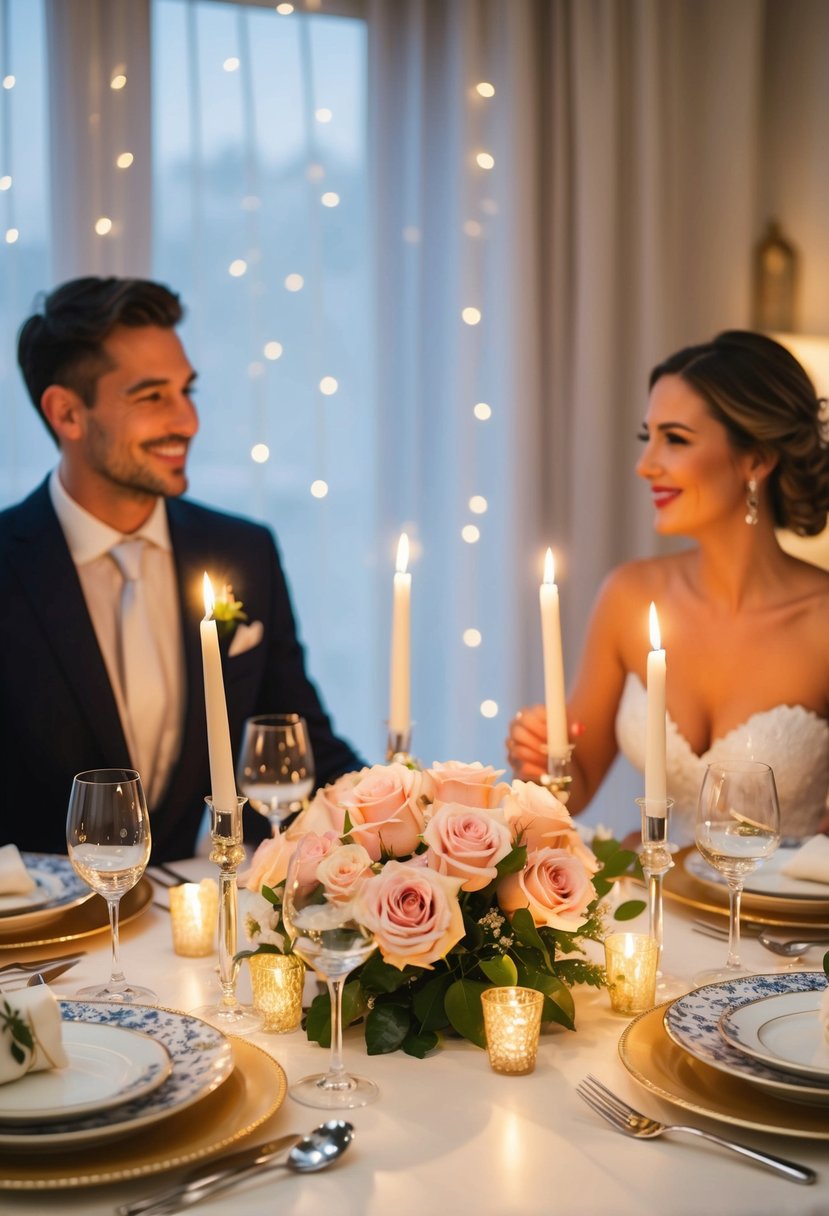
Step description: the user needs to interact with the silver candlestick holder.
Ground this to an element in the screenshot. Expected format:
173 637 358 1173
539 745 575 803
635 796 675 978
386 724 417 768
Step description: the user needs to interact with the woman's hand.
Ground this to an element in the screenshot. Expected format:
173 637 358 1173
506 704 548 780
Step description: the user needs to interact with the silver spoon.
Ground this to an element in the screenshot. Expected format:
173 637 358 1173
118 1120 354 1216
757 931 829 959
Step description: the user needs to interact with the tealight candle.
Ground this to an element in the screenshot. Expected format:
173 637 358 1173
604 932 658 1015
169 880 219 957
481 986 544 1075
248 953 306 1033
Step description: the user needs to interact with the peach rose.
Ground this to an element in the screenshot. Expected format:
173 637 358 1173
239 831 295 893
337 763 426 861
355 860 464 970
497 846 596 932
302 769 369 836
421 761 510 811
316 843 374 902
289 831 341 897
503 780 599 874
423 803 513 892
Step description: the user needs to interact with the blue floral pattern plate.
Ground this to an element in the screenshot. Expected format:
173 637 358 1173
0 854 92 931
664 972 829 1105
0 1001 233 1150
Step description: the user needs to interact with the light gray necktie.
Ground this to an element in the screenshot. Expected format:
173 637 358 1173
110 538 165 793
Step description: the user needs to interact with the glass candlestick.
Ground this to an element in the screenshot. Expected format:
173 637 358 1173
539 745 574 803
386 724 416 767
636 796 683 995
192 796 261 1031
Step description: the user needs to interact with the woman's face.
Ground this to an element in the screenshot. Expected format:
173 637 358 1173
636 373 753 536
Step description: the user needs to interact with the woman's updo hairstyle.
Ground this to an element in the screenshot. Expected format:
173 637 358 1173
649 330 829 536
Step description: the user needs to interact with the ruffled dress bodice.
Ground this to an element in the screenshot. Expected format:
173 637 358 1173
614 673 829 846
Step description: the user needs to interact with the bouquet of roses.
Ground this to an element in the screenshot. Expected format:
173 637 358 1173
239 760 640 1058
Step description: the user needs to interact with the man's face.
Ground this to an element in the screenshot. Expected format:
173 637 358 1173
74 324 199 506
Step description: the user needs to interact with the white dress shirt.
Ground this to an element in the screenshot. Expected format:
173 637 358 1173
49 469 185 808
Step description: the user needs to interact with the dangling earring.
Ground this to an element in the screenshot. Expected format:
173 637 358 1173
745 477 759 526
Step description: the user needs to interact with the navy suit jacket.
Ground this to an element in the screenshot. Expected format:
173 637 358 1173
0 481 363 860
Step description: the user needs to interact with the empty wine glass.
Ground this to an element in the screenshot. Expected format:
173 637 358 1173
282 835 379 1109
66 768 156 1003
236 714 315 833
694 759 781 984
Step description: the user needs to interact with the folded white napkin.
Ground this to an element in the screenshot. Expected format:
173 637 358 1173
0 844 36 896
0 985 68 1086
780 835 829 885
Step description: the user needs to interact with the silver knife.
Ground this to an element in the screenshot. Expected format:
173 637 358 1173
116 1133 301 1216
0 959 81 989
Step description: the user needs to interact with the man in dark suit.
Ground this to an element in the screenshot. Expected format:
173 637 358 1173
1 276 364 860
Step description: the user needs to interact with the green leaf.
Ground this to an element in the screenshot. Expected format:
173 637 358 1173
823 950 829 979
402 1028 439 1058
614 899 647 922
515 965 576 1030
305 991 332 1047
359 951 418 994
260 882 283 906
495 843 527 878
444 979 488 1048
412 973 453 1032
508 907 546 953
479 955 518 987
365 1003 410 1055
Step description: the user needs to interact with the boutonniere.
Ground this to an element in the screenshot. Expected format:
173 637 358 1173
212 584 248 642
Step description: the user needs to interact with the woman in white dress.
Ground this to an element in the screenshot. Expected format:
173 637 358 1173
507 331 829 845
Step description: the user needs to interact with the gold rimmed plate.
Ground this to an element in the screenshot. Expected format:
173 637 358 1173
661 847 829 929
0 1037 287 1189
619 1001 829 1139
0 877 153 950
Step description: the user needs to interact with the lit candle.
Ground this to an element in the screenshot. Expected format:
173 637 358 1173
539 549 569 760
645 602 667 807
389 533 411 738
201 573 239 814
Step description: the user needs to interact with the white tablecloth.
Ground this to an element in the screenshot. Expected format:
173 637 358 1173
3 863 828 1216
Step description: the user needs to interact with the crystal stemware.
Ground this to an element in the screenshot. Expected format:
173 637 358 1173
65 767 155 1004
283 835 379 1109
694 759 781 984
236 713 315 833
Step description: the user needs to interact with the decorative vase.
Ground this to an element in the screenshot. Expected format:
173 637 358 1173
248 953 305 1033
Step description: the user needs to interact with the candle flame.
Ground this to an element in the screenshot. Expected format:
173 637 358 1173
649 601 662 651
543 547 555 585
396 533 409 575
203 572 215 620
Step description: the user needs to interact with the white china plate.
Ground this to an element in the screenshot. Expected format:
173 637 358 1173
719 989 829 1081
0 855 92 931
0 1000 233 1150
663 972 829 1105
685 847 829 901
0 1022 172 1124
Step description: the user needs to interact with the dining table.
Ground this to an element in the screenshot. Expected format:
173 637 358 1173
1 856 827 1216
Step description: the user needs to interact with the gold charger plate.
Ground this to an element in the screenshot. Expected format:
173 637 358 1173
0 1037 287 1189
619 1002 829 1139
662 846 829 929
0 877 153 950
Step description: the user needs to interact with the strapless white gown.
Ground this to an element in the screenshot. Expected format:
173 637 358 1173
614 673 829 846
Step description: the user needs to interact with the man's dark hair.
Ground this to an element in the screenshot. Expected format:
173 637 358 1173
17 276 183 441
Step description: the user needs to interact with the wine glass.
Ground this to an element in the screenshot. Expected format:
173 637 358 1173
282 835 379 1109
236 714 315 833
694 759 781 984
66 768 156 1004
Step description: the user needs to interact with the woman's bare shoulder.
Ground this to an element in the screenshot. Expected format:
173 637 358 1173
596 554 683 604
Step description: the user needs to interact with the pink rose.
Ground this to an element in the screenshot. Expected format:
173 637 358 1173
497 846 596 932
355 860 464 970
423 803 513 892
421 761 510 810
315 843 374 902
289 832 341 897
239 831 295 893
338 763 426 861
503 780 599 874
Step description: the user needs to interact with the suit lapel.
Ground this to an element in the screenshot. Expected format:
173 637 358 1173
7 482 129 761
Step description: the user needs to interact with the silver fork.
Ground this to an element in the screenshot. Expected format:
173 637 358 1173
576 1075 815 1184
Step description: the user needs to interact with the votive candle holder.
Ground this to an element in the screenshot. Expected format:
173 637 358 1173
481 986 544 1075
604 932 658 1015
248 952 306 1033
169 880 219 957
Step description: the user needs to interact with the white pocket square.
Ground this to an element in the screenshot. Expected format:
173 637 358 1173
228 620 264 657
